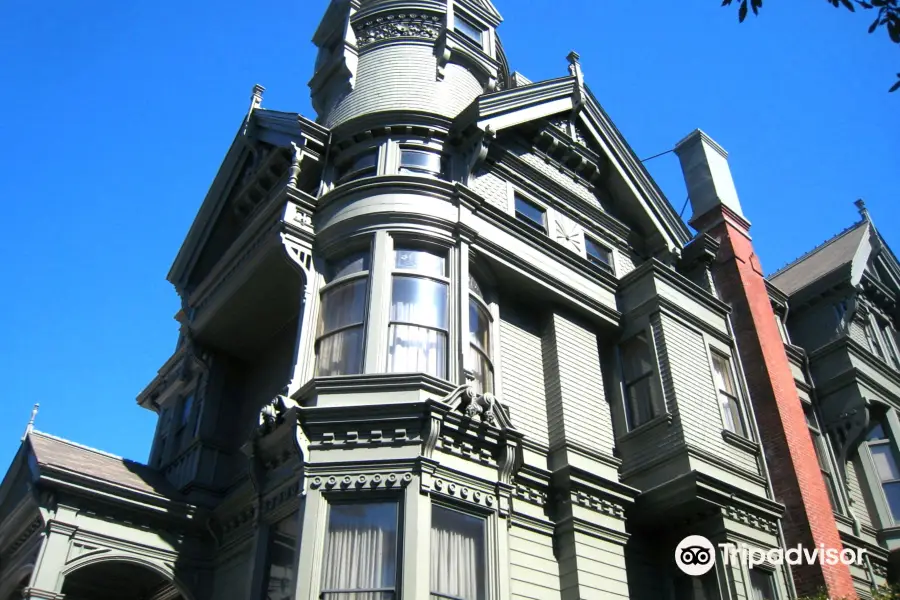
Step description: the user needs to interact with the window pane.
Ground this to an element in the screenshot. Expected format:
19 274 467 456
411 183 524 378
868 423 888 441
390 277 448 329
620 333 654 382
338 151 377 180
394 247 446 277
748 568 777 600
320 280 368 335
322 503 398 597
265 512 298 600
468 347 493 395
871 444 900 481
585 237 612 271
332 252 370 280
431 505 485 600
469 300 491 355
884 481 900 523
317 327 364 376
711 353 737 396
721 394 745 437
514 194 546 232
400 149 443 175
387 324 447 378
469 275 484 298
453 14 484 44
626 376 657 428
180 395 194 426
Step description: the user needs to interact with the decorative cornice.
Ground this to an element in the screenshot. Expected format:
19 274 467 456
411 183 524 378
619 257 732 317
353 12 442 48
723 504 778 535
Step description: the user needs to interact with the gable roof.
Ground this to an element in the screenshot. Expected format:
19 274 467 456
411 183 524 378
167 107 328 293
27 431 178 500
768 221 869 297
454 74 691 254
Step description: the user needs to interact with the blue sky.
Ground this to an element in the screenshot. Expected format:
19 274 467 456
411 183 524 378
0 0 896 472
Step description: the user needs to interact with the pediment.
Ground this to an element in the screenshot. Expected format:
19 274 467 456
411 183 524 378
455 75 690 256
168 110 328 294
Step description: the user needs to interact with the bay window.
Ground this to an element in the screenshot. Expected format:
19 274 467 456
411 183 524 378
620 331 662 429
711 351 746 437
387 247 449 378
317 251 370 376
430 505 486 600
321 502 399 599
866 422 900 523
467 275 494 394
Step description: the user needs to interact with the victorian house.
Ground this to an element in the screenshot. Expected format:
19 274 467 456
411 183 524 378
0 1 897 599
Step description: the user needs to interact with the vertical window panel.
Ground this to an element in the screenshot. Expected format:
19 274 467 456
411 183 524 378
514 194 546 233
430 505 485 600
711 352 746 437
620 332 661 429
321 503 399 600
264 512 298 600
748 569 778 600
316 251 370 377
468 281 494 394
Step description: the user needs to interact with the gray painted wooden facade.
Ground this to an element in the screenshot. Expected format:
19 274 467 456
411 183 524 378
6 1 891 599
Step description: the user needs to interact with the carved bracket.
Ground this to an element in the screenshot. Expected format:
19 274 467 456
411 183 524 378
281 234 313 279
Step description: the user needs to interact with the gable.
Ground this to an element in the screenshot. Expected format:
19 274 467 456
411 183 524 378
168 110 328 294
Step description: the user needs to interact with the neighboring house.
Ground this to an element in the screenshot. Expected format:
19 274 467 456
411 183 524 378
766 201 900 597
0 1 894 600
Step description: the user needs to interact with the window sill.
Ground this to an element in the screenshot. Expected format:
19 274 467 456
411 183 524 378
722 429 759 454
618 413 673 442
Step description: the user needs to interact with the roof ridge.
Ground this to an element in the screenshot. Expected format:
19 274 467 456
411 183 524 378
30 430 147 467
769 219 866 279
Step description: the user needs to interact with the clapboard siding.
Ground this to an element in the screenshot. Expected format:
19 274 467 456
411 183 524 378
470 168 508 212
543 312 615 454
324 44 483 128
509 524 562 600
500 304 550 445
846 455 875 529
557 531 630 600
660 314 759 475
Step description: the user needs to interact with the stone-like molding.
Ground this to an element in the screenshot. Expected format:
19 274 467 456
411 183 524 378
309 472 414 492
353 12 443 48
261 481 301 516
0 516 42 564
724 504 778 535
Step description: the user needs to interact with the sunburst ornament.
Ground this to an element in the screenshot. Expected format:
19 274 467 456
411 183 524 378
555 216 582 252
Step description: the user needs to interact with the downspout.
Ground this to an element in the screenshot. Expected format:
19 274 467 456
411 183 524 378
723 311 799 600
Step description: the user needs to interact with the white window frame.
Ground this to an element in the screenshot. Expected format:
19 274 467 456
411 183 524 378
618 326 666 432
705 344 749 439
450 5 489 53
509 188 550 235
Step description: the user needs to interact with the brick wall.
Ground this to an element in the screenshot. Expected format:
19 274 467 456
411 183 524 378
696 207 858 599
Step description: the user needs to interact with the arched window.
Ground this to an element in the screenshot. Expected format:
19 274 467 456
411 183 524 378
467 274 494 394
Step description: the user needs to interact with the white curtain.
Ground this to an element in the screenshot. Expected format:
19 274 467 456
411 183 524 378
430 506 484 600
317 328 363 376
317 278 367 376
321 504 397 600
388 277 447 378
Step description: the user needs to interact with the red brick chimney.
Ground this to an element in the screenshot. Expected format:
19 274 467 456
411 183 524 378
675 130 857 599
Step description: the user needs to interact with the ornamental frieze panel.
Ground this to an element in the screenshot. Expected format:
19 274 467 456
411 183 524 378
554 489 626 521
723 505 777 535
514 481 549 508
353 13 442 48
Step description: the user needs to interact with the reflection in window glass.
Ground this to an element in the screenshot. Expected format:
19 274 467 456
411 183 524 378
867 421 900 523
317 252 370 376
514 194 546 233
620 332 660 429
468 276 493 394
394 247 445 276
337 151 377 182
585 237 613 273
431 505 485 600
321 503 398 600
711 352 745 437
388 277 448 378
264 512 298 600
453 14 484 45
399 149 444 178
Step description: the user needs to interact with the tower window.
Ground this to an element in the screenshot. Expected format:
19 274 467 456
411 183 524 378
514 194 546 234
387 246 449 379
399 148 445 178
336 150 378 183
585 236 613 273
316 250 371 376
468 274 494 394
453 14 484 46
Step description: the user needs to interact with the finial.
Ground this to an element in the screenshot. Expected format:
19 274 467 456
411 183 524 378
567 51 584 90
250 84 266 111
854 198 870 222
21 403 39 441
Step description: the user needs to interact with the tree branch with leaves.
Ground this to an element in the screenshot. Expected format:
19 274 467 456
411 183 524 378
723 0 900 91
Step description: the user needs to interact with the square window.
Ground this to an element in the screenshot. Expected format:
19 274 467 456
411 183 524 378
514 194 546 233
585 236 613 272
453 13 484 45
321 503 399 599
